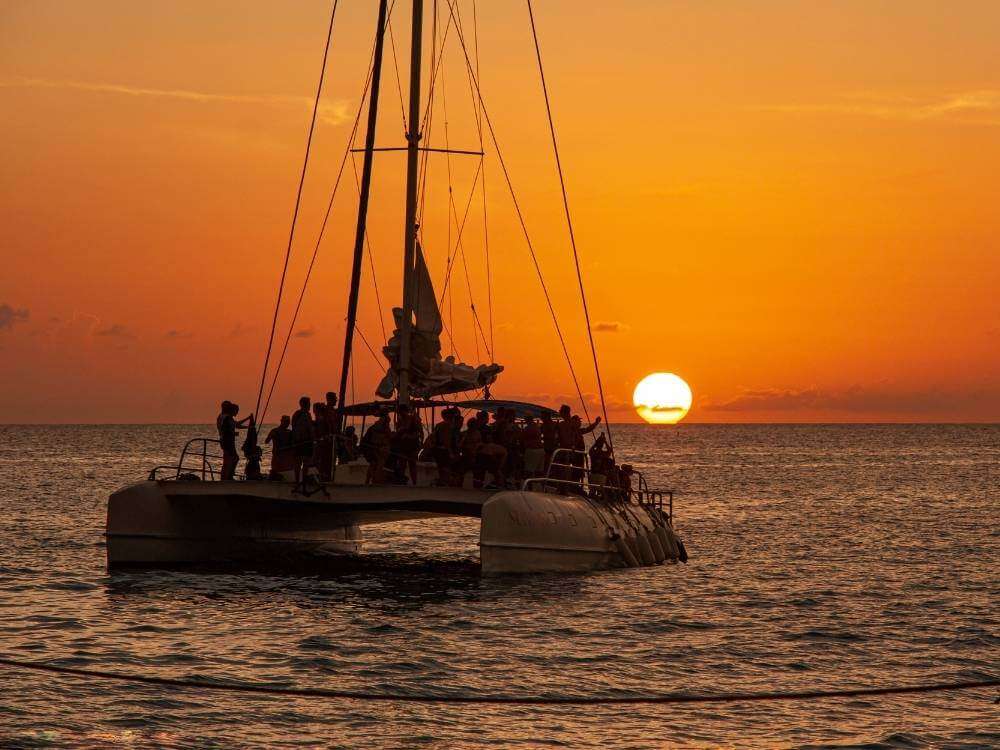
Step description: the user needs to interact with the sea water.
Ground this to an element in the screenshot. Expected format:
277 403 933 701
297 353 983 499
0 424 997 748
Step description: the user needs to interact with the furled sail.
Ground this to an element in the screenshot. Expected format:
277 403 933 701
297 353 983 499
376 243 503 398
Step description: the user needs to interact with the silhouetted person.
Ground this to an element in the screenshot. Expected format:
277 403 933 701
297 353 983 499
522 417 544 479
217 401 251 480
313 402 333 481
291 396 314 485
393 404 424 485
361 412 391 484
265 415 294 479
540 411 558 473
336 425 359 463
432 408 461 485
242 415 263 480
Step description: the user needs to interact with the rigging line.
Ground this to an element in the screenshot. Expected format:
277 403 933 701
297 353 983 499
469 0 493 356
1 658 996 706
435 158 482 310
470 0 494 357
436 158 492 361
386 13 409 132
419 10 455 138
415 0 449 231
260 11 386 422
527 0 612 446
254 0 341 420
349 151 389 344
440 61 470 361
355 323 387 374
441 0 590 420
445 0 487 365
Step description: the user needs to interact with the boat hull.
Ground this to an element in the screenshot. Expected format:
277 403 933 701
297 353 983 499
106 481 368 566
479 490 670 574
106 481 681 573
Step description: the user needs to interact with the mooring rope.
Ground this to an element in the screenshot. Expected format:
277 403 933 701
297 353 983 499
0 657 995 706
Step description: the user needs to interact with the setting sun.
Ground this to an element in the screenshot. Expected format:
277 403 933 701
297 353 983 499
633 373 693 424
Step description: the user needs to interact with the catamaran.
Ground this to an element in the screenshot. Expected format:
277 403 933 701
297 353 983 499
106 0 687 573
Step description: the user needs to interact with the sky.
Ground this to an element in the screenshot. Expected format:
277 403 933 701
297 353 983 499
1 0 998 423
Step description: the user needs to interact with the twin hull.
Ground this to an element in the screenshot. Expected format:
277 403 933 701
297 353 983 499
106 480 677 574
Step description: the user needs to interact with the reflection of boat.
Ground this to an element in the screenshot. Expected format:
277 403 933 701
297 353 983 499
106 0 686 573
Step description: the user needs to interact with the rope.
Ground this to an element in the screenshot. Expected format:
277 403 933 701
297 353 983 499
349 151 389 343
386 14 409 132
254 0 341 420
471 0 495 357
526 0 612 448
259 2 399 422
0 658 995 706
441 0 590 420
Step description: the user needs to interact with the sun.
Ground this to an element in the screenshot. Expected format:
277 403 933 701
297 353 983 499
633 372 693 424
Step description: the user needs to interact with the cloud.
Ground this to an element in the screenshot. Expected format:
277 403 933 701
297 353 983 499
1 78 352 126
0 304 29 330
756 90 1000 126
94 324 133 339
591 321 628 333
705 383 1000 416
294 327 317 339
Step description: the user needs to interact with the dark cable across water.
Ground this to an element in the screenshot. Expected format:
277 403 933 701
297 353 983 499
1 657 996 706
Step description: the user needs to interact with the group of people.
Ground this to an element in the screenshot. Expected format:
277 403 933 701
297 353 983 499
217 397 629 495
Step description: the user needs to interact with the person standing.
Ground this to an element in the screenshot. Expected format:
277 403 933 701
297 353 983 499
217 401 251 480
393 404 424 485
265 415 294 479
540 411 558 474
360 412 391 485
291 396 315 485
313 402 333 481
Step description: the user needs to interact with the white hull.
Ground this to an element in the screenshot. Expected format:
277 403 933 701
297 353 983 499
107 480 682 573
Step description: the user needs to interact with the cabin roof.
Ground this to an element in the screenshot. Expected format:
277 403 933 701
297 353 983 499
341 399 557 418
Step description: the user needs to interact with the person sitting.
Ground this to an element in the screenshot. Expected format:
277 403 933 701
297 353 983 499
336 425 359 464
265 415 294 479
291 396 315 486
360 412 391 485
618 464 635 498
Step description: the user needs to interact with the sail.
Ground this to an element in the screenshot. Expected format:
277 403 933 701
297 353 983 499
376 243 503 398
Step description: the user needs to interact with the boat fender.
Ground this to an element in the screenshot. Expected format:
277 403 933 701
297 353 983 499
676 536 689 563
656 526 678 560
610 530 640 568
646 529 666 563
634 530 656 566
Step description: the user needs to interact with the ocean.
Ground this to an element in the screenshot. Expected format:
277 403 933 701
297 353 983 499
0 424 997 748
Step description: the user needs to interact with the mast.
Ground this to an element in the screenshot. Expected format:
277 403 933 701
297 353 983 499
397 0 425 404
337 0 390 417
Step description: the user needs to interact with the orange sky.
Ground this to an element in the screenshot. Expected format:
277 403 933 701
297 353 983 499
2 0 998 423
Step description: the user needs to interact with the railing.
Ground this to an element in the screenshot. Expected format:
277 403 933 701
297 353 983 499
148 438 226 481
521 448 675 522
